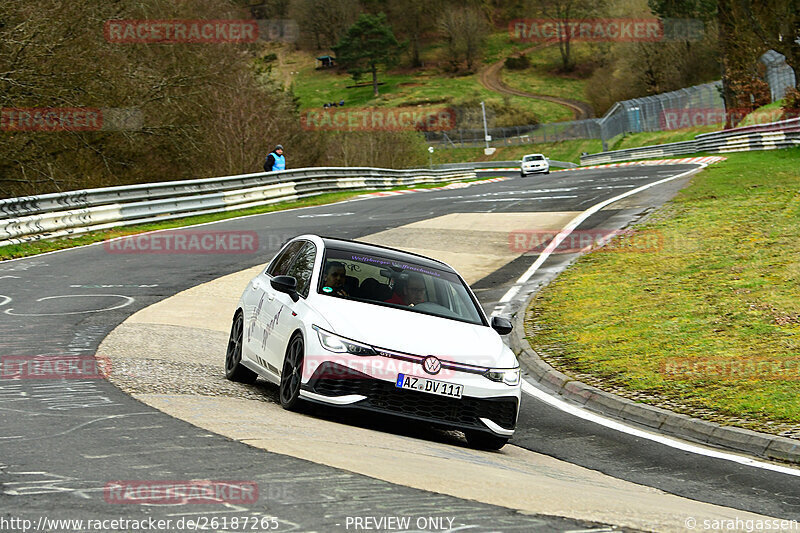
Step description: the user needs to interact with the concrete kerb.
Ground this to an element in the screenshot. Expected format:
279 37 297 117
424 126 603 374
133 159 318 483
510 306 800 465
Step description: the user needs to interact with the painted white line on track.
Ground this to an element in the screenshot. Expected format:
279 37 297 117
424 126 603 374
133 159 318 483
494 164 707 313
297 212 354 218
456 196 578 203
520 380 800 477
3 294 134 316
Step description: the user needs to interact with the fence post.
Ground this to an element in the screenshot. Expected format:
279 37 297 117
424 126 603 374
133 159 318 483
600 119 608 152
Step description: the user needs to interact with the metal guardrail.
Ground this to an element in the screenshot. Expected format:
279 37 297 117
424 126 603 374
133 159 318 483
0 167 476 246
580 118 800 165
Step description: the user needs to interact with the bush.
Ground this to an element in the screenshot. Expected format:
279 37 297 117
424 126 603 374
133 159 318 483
504 55 531 70
782 88 800 119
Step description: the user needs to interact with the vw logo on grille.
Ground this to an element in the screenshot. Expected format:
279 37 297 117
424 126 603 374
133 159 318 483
422 356 441 375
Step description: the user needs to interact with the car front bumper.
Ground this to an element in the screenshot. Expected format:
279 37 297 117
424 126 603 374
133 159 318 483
521 166 549 174
299 360 519 436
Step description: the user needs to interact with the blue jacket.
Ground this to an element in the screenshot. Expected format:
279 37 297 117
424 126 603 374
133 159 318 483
264 152 285 172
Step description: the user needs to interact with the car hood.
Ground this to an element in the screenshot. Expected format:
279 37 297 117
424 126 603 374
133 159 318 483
308 296 515 368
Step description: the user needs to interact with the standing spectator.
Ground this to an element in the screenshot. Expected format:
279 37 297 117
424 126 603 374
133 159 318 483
263 145 285 172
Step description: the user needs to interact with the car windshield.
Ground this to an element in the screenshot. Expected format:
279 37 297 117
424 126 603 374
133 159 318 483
318 248 485 325
523 155 545 161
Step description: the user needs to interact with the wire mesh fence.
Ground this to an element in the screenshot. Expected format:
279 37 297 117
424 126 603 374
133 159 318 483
426 81 725 150
423 119 601 148
599 81 725 139
761 50 797 102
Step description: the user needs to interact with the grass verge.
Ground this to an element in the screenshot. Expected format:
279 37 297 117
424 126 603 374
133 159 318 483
431 139 603 165
0 180 479 262
525 148 800 434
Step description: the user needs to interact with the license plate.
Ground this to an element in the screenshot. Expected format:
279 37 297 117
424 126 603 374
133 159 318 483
395 373 463 399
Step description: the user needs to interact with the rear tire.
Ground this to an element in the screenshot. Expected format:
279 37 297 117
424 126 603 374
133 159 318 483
465 430 509 450
279 333 305 411
225 312 258 384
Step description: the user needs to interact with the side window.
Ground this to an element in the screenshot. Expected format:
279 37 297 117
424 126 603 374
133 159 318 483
285 242 317 298
267 241 304 277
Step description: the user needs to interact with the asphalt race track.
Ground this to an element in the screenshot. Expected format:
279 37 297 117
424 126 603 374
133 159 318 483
2 165 799 532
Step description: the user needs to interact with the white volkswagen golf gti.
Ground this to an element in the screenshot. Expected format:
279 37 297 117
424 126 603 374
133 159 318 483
225 235 521 449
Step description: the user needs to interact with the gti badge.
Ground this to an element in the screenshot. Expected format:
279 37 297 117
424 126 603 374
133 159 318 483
422 355 441 375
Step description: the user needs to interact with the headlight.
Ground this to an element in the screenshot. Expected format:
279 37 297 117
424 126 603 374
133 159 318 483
484 367 520 386
314 326 377 356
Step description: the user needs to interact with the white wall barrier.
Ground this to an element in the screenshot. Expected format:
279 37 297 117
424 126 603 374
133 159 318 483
580 118 800 165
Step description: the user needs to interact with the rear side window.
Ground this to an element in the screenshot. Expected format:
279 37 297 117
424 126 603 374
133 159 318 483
285 242 317 298
267 241 304 277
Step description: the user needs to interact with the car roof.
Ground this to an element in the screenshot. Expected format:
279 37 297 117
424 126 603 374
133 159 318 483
318 236 456 274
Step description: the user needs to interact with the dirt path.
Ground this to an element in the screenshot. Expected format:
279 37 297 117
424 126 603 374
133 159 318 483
479 44 595 120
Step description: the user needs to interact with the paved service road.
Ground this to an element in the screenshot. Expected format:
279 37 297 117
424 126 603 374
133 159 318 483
1 165 798 531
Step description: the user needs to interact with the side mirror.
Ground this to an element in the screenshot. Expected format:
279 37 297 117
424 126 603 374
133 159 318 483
271 275 299 302
491 316 513 335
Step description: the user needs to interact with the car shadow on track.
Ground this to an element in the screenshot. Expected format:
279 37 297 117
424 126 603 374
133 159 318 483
248 377 473 449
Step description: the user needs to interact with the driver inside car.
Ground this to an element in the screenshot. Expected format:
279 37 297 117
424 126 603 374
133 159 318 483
385 272 427 306
322 261 349 296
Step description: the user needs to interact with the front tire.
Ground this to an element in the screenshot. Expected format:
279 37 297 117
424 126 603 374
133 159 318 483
465 430 509 450
225 312 258 384
279 333 305 411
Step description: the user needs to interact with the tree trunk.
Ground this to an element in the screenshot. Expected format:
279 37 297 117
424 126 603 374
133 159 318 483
717 0 737 127
782 45 800 90
411 37 421 67
372 64 379 97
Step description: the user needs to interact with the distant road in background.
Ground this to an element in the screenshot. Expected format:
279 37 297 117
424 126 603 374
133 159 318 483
479 44 595 120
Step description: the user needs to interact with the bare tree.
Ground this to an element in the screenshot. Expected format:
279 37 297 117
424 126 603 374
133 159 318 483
289 0 359 50
387 0 443 67
0 0 317 198
735 0 799 89
530 0 607 71
438 6 489 72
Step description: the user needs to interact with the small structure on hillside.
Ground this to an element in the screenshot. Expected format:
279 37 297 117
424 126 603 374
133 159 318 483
316 55 336 69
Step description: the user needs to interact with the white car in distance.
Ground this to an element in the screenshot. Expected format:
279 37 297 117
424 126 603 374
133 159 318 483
225 235 521 450
520 153 550 176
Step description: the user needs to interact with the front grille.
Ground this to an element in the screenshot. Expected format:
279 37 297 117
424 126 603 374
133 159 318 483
307 362 517 430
